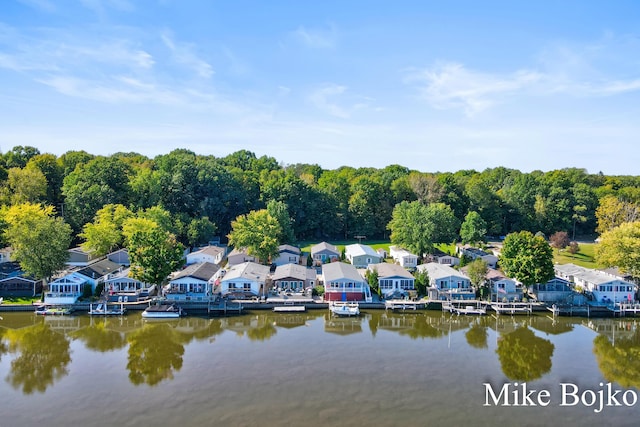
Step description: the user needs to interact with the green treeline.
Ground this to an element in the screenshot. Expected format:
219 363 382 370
1 145 639 246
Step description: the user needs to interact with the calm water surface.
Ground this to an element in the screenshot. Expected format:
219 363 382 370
1 309 640 427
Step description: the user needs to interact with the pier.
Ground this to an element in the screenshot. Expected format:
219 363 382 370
384 299 423 311
491 302 534 315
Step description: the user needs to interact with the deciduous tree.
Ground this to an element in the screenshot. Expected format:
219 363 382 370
499 231 554 288
595 222 640 279
2 203 72 281
460 211 487 245
123 217 184 286
227 209 282 264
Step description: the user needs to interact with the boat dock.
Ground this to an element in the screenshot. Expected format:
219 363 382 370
491 302 534 315
610 302 640 317
273 304 307 312
384 300 423 311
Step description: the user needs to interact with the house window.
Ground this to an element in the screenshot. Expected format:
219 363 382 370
243 283 251 290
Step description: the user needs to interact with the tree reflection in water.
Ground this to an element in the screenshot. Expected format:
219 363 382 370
4 323 71 394
496 326 554 381
127 323 184 386
465 322 488 349
593 327 640 388
70 320 127 352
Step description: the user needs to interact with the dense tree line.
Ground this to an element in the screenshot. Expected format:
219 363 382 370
1 145 639 249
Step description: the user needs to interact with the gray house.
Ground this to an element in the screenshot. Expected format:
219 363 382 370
311 242 340 265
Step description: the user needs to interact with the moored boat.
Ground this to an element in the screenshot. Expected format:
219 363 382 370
141 303 185 319
35 305 73 316
329 301 360 317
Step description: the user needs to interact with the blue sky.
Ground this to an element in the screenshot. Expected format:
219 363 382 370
1 1 639 174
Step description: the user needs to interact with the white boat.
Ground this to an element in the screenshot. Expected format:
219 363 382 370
89 302 126 316
329 301 360 317
35 305 73 316
141 303 185 319
443 301 487 315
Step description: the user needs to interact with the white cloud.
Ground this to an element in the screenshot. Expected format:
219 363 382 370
292 25 337 49
161 31 214 78
308 84 350 118
407 62 543 117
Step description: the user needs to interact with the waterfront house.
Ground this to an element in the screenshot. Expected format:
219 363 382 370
272 245 302 267
345 244 382 268
0 275 43 298
165 262 221 302
322 262 371 302
186 245 226 266
456 245 498 268
107 248 130 266
217 261 271 298
368 263 415 299
46 272 89 304
104 267 155 302
416 263 474 300
226 247 257 266
66 246 97 267
486 269 523 302
0 261 22 280
311 242 340 265
46 259 122 304
529 278 573 303
271 263 316 292
554 263 637 303
389 246 418 269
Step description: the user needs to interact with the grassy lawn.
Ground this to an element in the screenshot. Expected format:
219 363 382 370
1 295 41 305
553 243 603 269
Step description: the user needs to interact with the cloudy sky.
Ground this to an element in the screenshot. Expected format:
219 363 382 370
1 0 639 174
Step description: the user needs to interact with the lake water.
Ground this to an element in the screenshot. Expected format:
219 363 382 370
1 309 640 427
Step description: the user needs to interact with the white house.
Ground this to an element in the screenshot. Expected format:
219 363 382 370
217 262 270 298
45 272 89 305
345 244 382 268
322 262 371 302
389 246 418 269
555 263 637 303
416 263 474 300
165 262 221 302
456 245 498 268
45 259 122 305
369 263 415 299
272 245 301 266
186 245 226 265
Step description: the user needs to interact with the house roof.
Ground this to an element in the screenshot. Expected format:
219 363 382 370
345 244 379 258
76 259 122 279
173 262 219 281
416 263 470 281
311 241 339 255
272 263 309 281
322 262 364 283
227 247 254 257
369 263 414 279
222 262 270 282
389 246 418 258
190 245 225 257
555 263 635 286
278 244 301 255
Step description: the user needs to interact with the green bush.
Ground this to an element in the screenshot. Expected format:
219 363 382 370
312 285 325 296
